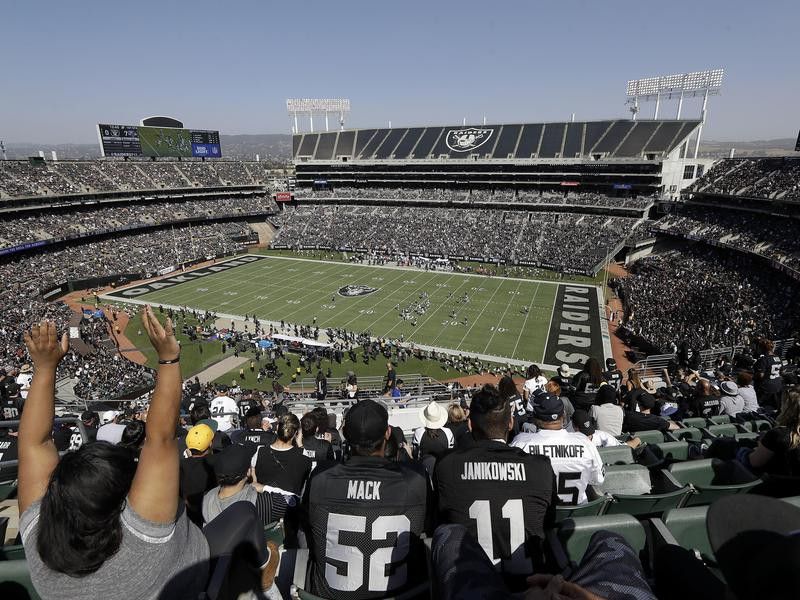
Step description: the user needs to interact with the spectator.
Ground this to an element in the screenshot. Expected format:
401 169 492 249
412 401 455 465
737 371 760 414
719 381 745 417
745 386 800 476
253 413 311 500
571 358 605 409
590 384 624 436
622 392 678 433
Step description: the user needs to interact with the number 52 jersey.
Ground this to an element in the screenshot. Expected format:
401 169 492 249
303 456 430 600
434 440 557 579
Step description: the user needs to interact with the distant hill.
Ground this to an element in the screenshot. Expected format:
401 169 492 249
700 138 798 158
2 133 292 161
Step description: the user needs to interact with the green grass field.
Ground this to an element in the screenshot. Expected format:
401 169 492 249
105 254 599 365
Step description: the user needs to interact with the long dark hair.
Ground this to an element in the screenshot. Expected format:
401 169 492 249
583 358 604 386
37 442 137 576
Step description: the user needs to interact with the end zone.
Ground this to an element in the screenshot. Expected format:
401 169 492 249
543 284 609 370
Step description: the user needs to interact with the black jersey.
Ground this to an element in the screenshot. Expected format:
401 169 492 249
301 435 335 469
304 456 429 600
604 369 623 391
254 445 311 496
232 428 277 449
0 396 21 421
237 398 258 421
508 394 528 437
434 440 556 582
755 355 783 393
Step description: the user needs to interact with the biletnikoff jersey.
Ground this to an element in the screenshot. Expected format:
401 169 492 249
434 440 556 580
304 456 429 600
510 428 604 505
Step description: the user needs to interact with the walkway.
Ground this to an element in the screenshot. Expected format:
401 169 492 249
193 355 250 385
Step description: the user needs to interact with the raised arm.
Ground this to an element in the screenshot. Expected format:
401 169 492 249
128 306 183 523
18 321 69 514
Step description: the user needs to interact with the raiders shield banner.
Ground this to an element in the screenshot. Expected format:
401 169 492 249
445 128 494 153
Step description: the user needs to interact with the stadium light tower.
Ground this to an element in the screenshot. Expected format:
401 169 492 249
286 99 351 133
625 68 724 158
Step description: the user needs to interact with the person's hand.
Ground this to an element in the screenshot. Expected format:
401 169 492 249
23 320 68 370
141 305 180 361
627 437 642 449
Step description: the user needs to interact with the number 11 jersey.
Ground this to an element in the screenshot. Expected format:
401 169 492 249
434 440 556 580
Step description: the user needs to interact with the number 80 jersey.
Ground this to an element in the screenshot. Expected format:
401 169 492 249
305 456 430 600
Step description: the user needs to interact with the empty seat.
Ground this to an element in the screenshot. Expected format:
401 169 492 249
783 496 800 509
661 506 714 560
0 559 40 599
633 430 666 445
680 418 708 429
747 420 772 433
734 432 758 442
668 459 760 506
703 424 739 438
670 427 703 442
651 441 690 462
708 415 731 425
598 445 634 465
0 544 25 561
594 464 652 497
555 514 647 567
555 496 609 522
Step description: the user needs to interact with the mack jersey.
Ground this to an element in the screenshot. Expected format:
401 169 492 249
304 456 429 600
510 428 604 505
434 440 556 580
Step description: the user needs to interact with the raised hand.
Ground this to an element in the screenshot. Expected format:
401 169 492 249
141 305 180 361
23 320 68 370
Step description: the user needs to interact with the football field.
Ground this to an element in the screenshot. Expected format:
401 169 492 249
104 255 607 367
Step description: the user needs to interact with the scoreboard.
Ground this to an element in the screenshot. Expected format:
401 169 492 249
98 124 222 158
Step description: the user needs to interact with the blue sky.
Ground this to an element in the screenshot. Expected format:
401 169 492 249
2 0 798 143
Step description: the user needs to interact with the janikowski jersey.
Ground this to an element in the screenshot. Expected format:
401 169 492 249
510 428 604 505
210 395 239 431
434 440 556 580
304 456 429 600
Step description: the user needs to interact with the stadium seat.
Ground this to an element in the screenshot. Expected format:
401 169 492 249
745 419 772 433
264 521 284 547
668 459 760 506
597 445 634 465
552 514 647 570
680 418 708 429
0 518 7 545
0 484 16 502
702 424 739 438
669 427 703 442
554 496 609 522
708 415 731 425
631 430 666 445
596 466 692 518
0 559 40 600
595 464 652 497
650 441 690 462
651 506 715 564
733 432 758 442
0 545 25 561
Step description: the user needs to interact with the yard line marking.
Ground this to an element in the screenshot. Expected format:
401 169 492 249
483 279 523 354
455 278 505 351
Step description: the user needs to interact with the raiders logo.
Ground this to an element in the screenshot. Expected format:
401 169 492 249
445 128 494 153
338 284 378 297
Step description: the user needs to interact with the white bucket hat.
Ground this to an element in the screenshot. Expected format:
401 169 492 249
419 401 448 429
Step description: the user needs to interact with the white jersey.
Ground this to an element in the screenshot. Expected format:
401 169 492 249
510 428 604 505
589 430 621 448
210 395 238 431
523 376 548 399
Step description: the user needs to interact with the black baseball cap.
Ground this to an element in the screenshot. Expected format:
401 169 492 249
532 393 564 422
343 400 388 445
596 385 617 405
208 443 253 480
637 392 656 410
606 358 617 369
572 409 595 436
708 495 800 599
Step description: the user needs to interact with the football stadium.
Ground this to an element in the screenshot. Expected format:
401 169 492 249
2 4 800 599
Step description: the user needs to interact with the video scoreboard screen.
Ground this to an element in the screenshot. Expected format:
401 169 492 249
98 124 222 158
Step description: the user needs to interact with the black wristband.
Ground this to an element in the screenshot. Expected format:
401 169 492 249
158 356 181 365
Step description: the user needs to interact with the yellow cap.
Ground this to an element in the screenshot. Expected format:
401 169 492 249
186 424 214 452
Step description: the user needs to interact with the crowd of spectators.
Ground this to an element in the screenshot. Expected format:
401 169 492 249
0 222 252 399
0 160 281 198
298 186 652 210
654 205 800 270
0 195 276 250
689 157 800 201
614 247 800 353
271 204 636 272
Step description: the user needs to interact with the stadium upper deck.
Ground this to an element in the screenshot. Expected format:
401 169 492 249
293 119 702 194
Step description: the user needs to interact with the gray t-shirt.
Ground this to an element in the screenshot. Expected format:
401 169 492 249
591 403 624 436
21 498 209 600
739 385 760 413
202 484 258 524
720 394 745 417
